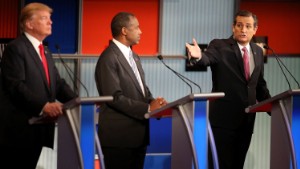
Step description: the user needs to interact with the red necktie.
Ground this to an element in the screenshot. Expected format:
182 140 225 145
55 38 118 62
242 47 250 81
39 44 50 86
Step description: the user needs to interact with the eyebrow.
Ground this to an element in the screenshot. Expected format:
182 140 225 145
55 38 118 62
236 22 253 25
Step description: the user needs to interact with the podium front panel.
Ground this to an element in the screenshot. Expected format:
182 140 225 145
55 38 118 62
194 100 208 169
271 101 291 169
80 104 96 169
172 106 193 169
171 99 208 169
292 95 300 169
57 108 83 169
58 96 113 169
145 93 224 169
271 93 300 169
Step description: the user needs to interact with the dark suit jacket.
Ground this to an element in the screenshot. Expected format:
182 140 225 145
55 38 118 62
191 37 271 131
0 34 76 147
95 40 154 148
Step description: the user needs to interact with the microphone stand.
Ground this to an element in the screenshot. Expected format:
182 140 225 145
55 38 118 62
158 55 193 94
264 45 300 89
55 45 90 97
158 55 202 93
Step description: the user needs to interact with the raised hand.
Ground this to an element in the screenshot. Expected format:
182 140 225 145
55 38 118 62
185 38 202 59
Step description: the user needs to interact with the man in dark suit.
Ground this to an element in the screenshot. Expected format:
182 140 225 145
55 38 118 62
186 10 271 169
0 3 77 168
95 12 167 169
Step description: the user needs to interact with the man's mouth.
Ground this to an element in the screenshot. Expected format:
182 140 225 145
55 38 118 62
240 34 247 38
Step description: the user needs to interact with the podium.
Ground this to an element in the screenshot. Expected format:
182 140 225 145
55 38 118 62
145 93 225 169
245 89 300 169
57 96 113 169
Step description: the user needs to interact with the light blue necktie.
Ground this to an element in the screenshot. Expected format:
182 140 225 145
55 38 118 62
129 50 145 95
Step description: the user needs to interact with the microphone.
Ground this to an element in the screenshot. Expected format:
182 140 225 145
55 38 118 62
55 44 90 97
263 45 300 89
157 55 202 93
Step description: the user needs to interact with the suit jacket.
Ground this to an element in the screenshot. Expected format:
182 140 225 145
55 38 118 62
0 34 76 147
95 40 154 148
191 37 271 131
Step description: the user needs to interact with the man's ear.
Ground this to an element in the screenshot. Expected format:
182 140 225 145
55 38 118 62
121 27 127 36
26 20 34 30
253 25 258 34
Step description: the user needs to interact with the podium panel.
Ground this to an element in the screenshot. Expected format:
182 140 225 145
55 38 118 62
246 89 300 169
145 93 224 169
293 95 300 169
171 99 208 169
57 96 113 169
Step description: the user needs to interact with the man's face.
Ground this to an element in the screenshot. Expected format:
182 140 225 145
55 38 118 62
124 16 142 46
232 16 257 46
26 10 52 41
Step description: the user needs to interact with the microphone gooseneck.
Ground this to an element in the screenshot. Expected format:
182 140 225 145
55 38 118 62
157 55 202 93
157 55 163 60
263 45 300 89
55 44 90 97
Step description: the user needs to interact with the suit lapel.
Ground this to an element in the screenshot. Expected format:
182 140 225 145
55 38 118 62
132 53 145 82
132 52 147 93
249 42 260 81
22 35 51 92
111 42 144 96
230 39 248 81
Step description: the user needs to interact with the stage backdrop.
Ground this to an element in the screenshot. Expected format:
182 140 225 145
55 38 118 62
81 0 159 55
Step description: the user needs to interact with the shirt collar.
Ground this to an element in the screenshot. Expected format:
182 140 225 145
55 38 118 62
24 32 43 59
112 38 131 59
237 42 250 54
24 32 42 47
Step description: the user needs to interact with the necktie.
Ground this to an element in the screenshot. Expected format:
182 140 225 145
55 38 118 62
129 50 145 95
242 47 250 81
39 44 50 86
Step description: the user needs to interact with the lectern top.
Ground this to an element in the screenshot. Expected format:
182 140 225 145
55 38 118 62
63 96 113 110
245 89 300 113
80 96 113 104
144 92 225 119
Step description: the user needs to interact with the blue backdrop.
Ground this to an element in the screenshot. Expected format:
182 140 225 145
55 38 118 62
25 0 78 53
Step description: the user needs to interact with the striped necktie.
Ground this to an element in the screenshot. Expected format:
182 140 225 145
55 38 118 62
129 50 145 95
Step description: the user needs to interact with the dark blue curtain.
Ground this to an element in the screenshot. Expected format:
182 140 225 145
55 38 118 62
25 0 78 53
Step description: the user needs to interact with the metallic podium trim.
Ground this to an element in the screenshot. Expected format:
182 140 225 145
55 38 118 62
279 100 297 169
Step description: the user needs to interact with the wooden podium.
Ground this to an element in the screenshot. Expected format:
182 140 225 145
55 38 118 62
246 89 300 169
145 93 225 169
57 96 113 169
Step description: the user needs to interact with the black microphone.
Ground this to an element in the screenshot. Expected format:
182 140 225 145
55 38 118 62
263 45 300 89
55 44 90 97
157 55 202 93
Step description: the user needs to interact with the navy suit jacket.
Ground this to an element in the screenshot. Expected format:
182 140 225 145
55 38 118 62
95 40 154 148
0 34 76 147
190 37 271 131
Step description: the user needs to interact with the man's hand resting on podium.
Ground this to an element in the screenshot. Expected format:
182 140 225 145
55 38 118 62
149 97 168 112
43 102 64 117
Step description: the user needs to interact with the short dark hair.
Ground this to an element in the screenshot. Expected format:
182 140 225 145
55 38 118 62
111 12 135 38
234 10 258 27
